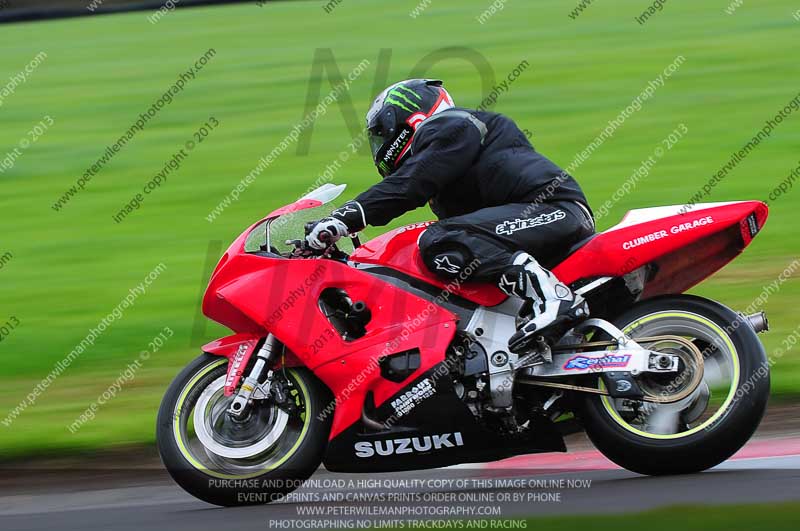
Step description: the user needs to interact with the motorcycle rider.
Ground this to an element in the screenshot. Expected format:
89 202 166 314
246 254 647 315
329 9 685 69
306 79 595 353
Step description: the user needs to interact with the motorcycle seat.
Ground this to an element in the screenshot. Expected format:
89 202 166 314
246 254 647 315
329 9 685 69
543 233 598 269
566 233 597 255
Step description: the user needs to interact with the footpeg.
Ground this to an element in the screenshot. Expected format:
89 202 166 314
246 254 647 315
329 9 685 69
537 337 552 363
513 337 552 369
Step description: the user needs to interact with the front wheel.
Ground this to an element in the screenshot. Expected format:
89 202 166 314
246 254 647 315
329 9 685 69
580 295 769 475
156 354 333 506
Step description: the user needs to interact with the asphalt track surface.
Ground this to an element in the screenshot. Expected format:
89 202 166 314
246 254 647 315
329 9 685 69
1 432 799 531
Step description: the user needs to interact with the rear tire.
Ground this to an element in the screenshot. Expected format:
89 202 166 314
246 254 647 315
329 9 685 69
156 354 333 506
580 295 769 475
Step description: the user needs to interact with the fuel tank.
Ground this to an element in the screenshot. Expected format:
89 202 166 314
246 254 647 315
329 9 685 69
350 222 508 307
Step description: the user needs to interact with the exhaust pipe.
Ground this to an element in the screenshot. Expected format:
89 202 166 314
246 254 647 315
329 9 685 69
740 312 769 334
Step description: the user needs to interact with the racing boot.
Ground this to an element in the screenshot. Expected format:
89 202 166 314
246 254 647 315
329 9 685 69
498 252 589 354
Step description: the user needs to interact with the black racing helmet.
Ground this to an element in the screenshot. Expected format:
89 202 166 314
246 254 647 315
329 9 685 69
366 79 455 177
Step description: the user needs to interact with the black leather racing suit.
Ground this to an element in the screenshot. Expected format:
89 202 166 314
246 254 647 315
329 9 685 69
334 108 595 280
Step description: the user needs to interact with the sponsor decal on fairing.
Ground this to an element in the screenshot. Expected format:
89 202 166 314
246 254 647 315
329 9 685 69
225 343 250 388
398 221 434 234
390 378 436 418
622 216 714 250
354 431 464 458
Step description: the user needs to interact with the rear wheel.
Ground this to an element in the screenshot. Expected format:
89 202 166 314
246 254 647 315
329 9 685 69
156 354 332 506
580 295 769 475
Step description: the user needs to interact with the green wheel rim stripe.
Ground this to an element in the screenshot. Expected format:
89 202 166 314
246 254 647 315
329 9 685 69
600 310 740 440
172 359 313 479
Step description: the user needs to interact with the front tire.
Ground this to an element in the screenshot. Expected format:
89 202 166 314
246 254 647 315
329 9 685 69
580 295 769 475
156 354 333 506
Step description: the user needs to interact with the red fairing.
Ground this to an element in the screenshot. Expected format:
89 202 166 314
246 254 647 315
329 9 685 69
554 201 769 296
203 245 457 439
350 222 508 306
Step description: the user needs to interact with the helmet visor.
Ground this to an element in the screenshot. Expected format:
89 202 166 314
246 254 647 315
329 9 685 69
368 128 388 160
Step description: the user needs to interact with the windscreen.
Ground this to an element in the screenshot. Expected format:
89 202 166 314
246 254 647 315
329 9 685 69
244 203 355 256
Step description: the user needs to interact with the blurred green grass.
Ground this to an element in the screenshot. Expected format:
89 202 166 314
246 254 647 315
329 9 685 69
0 0 799 457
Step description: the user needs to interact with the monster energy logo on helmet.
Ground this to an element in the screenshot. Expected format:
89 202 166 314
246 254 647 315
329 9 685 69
384 84 422 113
381 128 412 165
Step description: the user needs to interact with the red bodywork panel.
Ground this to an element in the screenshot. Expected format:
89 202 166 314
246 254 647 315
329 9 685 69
553 201 768 295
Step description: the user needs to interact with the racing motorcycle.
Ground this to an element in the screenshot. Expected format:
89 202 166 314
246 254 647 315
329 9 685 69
157 183 770 506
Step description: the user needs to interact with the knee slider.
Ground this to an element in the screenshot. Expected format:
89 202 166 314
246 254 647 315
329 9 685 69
419 228 474 280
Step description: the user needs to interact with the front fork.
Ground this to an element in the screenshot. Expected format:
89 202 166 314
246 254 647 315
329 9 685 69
227 334 280 419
